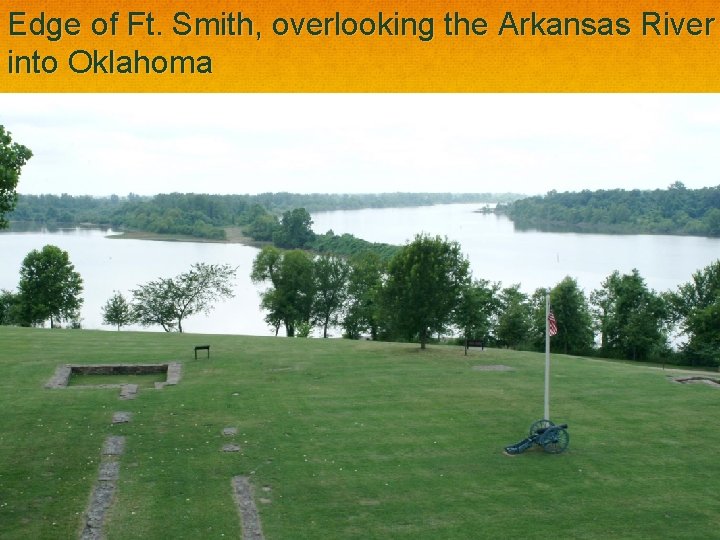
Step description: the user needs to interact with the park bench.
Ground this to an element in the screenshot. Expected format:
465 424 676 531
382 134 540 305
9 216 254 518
194 345 210 359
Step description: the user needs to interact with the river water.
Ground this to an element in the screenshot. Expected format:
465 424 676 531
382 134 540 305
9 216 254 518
1 203 718 335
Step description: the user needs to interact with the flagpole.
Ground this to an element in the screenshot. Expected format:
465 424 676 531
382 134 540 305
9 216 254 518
544 290 550 421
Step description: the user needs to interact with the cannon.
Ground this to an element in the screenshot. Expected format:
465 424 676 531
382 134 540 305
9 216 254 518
504 420 569 455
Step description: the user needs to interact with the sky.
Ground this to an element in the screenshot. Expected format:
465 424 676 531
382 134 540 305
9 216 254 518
3 93 720 197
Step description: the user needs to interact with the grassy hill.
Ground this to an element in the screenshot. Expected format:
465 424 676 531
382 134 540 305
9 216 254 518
1 327 719 539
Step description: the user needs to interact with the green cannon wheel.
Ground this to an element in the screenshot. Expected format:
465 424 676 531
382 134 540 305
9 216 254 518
539 426 570 454
529 419 554 438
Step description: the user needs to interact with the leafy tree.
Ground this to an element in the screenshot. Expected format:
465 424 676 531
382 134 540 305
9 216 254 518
273 208 315 248
250 245 283 283
250 246 284 335
670 259 720 366
704 208 720 237
132 263 236 333
455 279 501 349
496 285 532 349
343 252 385 340
17 244 84 328
531 277 595 355
0 289 21 325
0 126 33 228
312 255 350 338
245 204 280 241
382 234 469 349
251 247 315 337
101 291 135 331
591 269 668 361
131 279 177 332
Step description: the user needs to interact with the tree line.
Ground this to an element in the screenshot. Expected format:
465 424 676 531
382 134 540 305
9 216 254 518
0 247 236 334
9 191 520 242
1 238 718 367
499 182 720 236
249 233 720 367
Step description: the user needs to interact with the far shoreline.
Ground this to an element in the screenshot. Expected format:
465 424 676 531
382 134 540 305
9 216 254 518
106 227 268 248
6 222 269 248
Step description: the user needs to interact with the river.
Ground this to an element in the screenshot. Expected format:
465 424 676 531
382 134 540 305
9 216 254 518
2 203 719 335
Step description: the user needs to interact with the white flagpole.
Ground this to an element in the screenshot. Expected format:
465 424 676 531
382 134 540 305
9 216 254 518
544 290 550 421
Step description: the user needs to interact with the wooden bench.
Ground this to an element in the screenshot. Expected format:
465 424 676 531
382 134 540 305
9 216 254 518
194 345 210 359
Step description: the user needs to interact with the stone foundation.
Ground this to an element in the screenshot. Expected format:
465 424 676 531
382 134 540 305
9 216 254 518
45 363 182 390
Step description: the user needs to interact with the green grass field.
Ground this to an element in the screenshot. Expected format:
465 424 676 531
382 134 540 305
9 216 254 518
1 327 719 539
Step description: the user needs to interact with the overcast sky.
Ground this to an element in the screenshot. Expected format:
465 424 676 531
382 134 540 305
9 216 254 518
3 94 720 197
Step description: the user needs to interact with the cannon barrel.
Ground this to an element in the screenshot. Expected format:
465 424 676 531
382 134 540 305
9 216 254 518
535 423 568 435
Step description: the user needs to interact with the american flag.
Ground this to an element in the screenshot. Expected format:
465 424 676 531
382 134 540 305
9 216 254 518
548 311 558 337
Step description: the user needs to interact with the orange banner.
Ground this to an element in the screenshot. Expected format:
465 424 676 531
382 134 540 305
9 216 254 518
1 0 719 92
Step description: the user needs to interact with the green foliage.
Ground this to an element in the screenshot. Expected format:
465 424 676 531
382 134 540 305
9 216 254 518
101 291 135 331
0 289 21 325
502 184 720 236
343 252 385 340
10 192 514 262
0 126 32 229
245 204 279 241
251 247 315 337
591 269 669 361
495 285 532 349
532 277 595 355
670 259 720 366
312 255 350 338
272 208 315 248
311 230 399 261
295 320 312 338
382 234 470 348
455 279 501 344
17 244 83 328
8 193 122 226
131 278 178 332
112 193 229 240
10 192 518 241
132 263 236 333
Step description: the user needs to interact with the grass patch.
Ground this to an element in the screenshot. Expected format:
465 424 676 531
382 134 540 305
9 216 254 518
106 226 261 246
67 372 166 388
1 327 719 539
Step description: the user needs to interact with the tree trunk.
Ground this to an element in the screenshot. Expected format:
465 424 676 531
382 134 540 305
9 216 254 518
420 328 428 349
178 319 183 333
286 323 295 337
